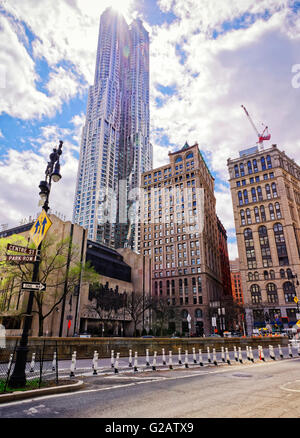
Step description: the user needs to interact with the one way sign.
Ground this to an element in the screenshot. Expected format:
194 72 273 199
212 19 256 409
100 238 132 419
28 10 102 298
22 282 46 292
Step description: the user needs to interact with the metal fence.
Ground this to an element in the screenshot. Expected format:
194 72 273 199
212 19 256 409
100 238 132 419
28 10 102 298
0 339 59 394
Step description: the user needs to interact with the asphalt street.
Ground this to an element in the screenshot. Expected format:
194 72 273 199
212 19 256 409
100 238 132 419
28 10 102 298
1 348 300 418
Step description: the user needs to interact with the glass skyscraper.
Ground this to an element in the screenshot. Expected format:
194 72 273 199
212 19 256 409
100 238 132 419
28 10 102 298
73 8 152 251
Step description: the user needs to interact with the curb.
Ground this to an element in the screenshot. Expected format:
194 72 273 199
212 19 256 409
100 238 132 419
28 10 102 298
0 379 85 403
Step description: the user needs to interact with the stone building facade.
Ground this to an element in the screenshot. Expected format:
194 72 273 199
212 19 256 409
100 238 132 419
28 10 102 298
227 144 300 334
141 142 226 336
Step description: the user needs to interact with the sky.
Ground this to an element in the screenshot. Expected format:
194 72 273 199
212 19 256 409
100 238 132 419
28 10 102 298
0 0 300 260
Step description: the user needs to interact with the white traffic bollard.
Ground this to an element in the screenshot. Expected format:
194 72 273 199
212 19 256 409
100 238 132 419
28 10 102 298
93 352 99 375
134 352 138 372
288 343 293 358
238 347 243 364
207 347 211 363
278 344 283 359
70 352 76 377
30 352 36 373
225 348 231 365
246 346 250 361
259 345 265 362
249 346 254 363
146 349 150 367
234 346 238 362
297 341 300 356
178 348 182 365
52 351 57 372
128 349 132 368
152 351 157 371
221 346 225 363
92 350 97 370
162 348 166 365
114 353 120 374
185 350 189 368
199 349 203 367
213 348 217 366
7 354 13 374
74 351 77 369
168 351 173 369
269 345 275 360
193 347 197 364
111 350 115 368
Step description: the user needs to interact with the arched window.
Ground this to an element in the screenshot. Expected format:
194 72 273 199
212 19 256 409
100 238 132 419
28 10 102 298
234 165 239 178
238 191 243 206
181 309 188 319
269 204 275 220
261 156 266 171
175 156 183 163
275 202 281 219
257 186 263 201
265 184 271 199
266 155 272 169
264 270 269 280
240 210 246 225
271 182 278 198
260 205 266 222
286 268 292 279
248 272 253 281
247 161 253 174
195 309 202 318
274 223 289 266
280 269 285 279
240 163 245 176
267 283 278 303
259 225 272 267
246 208 252 224
254 207 260 223
253 159 258 173
254 271 259 280
243 189 249 204
269 270 275 279
251 187 257 202
251 284 261 304
244 228 257 269
283 281 295 302
186 152 193 159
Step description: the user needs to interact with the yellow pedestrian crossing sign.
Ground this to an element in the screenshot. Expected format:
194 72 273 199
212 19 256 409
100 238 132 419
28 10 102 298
29 210 52 248
296 320 300 328
294 296 299 304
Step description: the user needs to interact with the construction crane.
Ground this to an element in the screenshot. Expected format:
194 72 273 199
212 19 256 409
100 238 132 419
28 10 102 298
241 105 271 150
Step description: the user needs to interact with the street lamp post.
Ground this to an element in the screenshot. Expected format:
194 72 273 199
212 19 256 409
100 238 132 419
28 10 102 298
8 141 63 388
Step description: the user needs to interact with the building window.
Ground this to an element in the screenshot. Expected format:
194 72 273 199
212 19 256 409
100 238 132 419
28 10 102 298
244 228 257 269
266 155 272 169
240 210 246 225
265 184 271 199
258 225 272 267
251 284 262 304
234 165 239 178
283 281 296 302
271 182 278 198
260 205 266 221
253 159 258 173
266 283 278 303
243 189 249 204
240 163 245 176
275 202 282 219
195 309 202 318
269 203 275 220
254 207 260 223
257 186 263 201
247 161 253 174
251 187 257 203
273 223 289 266
238 191 243 206
246 209 252 224
261 157 266 171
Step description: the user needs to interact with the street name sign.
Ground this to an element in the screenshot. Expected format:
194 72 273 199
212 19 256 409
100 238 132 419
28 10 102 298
6 254 36 263
29 210 52 248
21 281 46 292
7 244 36 256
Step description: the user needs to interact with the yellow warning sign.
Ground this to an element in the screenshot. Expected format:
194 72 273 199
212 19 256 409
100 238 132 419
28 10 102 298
296 320 300 328
29 210 52 248
294 296 299 304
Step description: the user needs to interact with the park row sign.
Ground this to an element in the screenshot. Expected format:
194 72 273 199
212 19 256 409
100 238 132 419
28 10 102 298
6 243 37 263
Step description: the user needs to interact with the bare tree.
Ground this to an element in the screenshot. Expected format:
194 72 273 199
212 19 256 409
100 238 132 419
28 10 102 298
124 292 153 337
